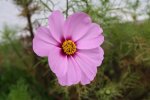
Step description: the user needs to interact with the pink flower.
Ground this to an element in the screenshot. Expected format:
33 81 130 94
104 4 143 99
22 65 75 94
33 11 104 86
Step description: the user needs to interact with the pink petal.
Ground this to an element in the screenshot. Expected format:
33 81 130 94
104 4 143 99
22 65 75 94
48 11 64 43
63 12 92 41
33 26 58 57
76 47 104 85
35 26 58 45
77 47 104 67
74 53 97 83
58 56 81 86
80 72 91 85
76 23 104 49
48 47 68 78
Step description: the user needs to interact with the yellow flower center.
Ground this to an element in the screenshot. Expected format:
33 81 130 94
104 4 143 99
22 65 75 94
62 40 76 55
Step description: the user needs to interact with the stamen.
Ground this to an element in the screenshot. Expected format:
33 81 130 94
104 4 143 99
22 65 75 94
62 40 76 55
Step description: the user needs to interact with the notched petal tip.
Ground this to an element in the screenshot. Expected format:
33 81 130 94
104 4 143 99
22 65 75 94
48 10 64 22
72 12 92 24
99 34 104 45
92 23 103 34
63 11 93 41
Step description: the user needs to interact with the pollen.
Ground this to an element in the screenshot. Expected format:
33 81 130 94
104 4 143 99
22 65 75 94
62 40 76 55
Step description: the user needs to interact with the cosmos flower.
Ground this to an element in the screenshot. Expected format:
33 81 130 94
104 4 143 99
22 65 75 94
33 11 104 86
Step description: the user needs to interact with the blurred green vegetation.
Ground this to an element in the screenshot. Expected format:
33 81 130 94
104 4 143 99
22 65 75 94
0 0 150 100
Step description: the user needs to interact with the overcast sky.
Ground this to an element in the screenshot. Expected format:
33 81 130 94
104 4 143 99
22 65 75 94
0 0 25 30
0 0 65 31
0 0 148 31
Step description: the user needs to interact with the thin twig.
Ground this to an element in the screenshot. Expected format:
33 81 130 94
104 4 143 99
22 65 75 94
66 0 69 18
40 0 52 12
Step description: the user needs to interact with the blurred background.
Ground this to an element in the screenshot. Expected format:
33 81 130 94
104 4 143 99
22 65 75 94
0 0 150 100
